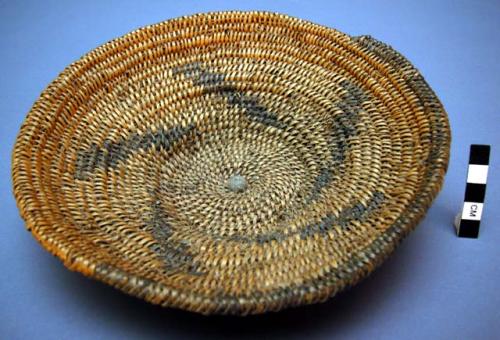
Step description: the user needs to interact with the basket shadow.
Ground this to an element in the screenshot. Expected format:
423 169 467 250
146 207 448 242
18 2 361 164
38 231 422 339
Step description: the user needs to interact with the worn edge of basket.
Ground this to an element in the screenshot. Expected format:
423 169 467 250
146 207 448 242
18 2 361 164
11 11 451 315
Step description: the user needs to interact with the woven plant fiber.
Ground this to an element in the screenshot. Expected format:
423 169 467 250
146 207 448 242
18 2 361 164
12 11 450 315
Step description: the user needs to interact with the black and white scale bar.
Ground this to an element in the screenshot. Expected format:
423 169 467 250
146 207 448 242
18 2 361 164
455 144 490 238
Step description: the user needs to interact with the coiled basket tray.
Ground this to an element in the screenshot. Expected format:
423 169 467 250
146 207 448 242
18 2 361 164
12 11 450 315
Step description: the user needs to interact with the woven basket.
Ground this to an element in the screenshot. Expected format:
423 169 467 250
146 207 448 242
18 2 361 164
12 11 450 315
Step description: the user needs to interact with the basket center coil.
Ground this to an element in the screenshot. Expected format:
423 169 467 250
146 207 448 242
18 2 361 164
227 175 248 193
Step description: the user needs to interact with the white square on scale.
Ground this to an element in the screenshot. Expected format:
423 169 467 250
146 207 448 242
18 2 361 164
461 202 484 221
467 164 489 184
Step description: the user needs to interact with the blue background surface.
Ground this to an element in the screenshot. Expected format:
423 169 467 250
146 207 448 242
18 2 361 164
1 1 499 339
